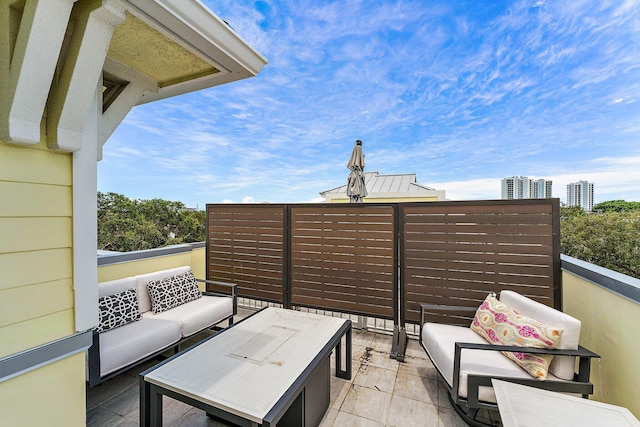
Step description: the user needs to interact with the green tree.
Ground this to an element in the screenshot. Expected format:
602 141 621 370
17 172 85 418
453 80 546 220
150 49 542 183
561 210 640 278
560 205 586 220
97 192 206 251
592 200 640 213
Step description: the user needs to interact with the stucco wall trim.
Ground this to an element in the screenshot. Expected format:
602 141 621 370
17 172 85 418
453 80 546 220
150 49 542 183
0 331 92 383
561 254 640 304
97 243 199 266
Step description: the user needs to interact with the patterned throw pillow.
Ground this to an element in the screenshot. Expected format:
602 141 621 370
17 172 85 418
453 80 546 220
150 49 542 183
470 293 564 380
147 270 202 314
97 288 140 333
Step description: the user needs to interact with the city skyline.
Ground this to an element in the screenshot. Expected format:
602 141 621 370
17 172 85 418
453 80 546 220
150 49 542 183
98 0 640 207
567 180 595 212
501 176 553 200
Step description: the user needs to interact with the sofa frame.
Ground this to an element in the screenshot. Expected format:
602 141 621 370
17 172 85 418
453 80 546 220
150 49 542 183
88 277 236 388
419 296 600 426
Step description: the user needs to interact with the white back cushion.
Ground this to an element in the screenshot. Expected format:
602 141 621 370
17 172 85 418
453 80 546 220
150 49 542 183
134 266 192 313
499 290 581 380
98 277 137 298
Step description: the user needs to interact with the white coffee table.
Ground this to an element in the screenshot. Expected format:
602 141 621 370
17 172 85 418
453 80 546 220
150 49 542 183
140 307 352 426
493 379 640 427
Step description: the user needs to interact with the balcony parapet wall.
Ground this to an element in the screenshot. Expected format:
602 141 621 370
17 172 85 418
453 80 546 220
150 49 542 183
561 254 640 304
561 254 640 418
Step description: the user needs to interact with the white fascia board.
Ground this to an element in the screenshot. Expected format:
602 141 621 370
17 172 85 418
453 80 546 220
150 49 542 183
121 0 267 104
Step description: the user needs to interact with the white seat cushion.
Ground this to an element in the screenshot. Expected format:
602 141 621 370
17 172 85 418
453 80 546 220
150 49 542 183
422 322 533 403
499 290 581 380
142 295 233 337
99 317 181 376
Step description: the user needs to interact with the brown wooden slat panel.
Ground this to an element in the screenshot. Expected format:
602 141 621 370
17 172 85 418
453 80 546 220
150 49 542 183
213 263 282 275
207 200 559 326
404 240 553 255
292 268 393 279
405 261 552 277
292 247 393 260
208 225 284 234
292 222 394 233
208 250 283 263
404 231 552 245
401 199 559 325
405 283 553 300
293 259 392 269
207 205 286 304
403 202 552 215
291 276 392 292
211 269 283 284
292 283 392 300
289 206 396 318
208 268 282 284
403 250 551 265
405 272 553 288
404 213 553 225
292 236 393 248
403 223 552 234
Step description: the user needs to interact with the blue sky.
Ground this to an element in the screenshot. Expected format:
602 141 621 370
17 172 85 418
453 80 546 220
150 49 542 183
98 0 640 208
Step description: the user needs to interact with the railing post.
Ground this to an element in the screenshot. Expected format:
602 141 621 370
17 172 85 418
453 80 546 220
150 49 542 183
283 204 291 309
390 203 407 361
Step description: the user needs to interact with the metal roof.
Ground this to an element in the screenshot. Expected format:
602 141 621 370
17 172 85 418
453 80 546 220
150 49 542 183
321 172 435 195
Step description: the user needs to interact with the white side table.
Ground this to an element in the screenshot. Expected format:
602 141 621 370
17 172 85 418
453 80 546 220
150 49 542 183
492 379 640 427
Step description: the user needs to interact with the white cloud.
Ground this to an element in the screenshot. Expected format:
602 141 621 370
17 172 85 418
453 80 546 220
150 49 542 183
99 1 640 208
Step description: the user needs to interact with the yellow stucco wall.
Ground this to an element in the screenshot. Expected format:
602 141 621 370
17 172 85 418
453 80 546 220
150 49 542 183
562 271 640 418
0 138 85 425
98 252 192 281
0 352 86 426
98 250 207 289
190 246 206 280
0 140 75 355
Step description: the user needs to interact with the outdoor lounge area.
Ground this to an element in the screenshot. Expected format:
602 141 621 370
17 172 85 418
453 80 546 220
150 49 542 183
83 206 640 426
87 307 485 427
2 2 640 426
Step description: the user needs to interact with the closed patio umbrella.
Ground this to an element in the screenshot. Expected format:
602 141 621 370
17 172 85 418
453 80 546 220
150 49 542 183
346 140 367 203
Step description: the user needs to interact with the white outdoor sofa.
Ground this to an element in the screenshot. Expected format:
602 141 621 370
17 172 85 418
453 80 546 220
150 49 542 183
420 290 599 426
87 266 236 387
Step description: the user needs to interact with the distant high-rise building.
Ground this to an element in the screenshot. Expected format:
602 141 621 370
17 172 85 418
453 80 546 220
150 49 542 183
501 176 552 199
566 181 594 212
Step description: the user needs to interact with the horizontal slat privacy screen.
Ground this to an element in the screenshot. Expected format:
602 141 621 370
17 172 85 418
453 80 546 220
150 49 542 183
402 199 560 325
206 199 560 326
206 205 285 303
289 205 396 318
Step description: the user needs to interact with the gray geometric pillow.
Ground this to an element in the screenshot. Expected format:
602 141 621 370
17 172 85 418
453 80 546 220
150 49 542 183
96 288 140 333
147 270 202 314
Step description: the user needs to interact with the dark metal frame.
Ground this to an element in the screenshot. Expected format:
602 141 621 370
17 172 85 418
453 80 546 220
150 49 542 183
139 307 352 427
418 303 600 426
87 280 237 388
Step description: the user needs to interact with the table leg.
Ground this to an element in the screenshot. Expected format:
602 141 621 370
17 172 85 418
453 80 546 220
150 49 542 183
149 384 164 426
140 376 150 427
335 326 352 380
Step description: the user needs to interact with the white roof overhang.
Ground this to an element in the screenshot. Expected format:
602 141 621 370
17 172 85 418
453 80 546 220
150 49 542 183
0 0 267 152
117 0 268 104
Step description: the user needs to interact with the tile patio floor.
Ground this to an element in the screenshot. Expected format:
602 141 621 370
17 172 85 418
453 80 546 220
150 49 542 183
86 311 502 427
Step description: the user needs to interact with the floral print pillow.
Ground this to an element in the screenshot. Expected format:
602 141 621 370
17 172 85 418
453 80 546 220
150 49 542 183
470 293 564 380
